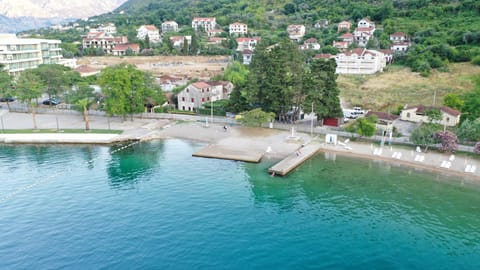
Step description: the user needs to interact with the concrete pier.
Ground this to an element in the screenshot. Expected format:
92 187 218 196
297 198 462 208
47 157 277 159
193 144 264 163
268 144 322 176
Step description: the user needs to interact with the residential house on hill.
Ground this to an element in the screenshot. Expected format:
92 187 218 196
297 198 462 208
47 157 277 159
353 27 375 47
287 25 306 41
229 22 248 36
177 81 233 111
137 25 160 43
332 40 349 51
236 37 261 51
400 105 461 127
337 21 352 32
379 49 394 64
112 43 140 56
207 37 226 46
335 48 386 74
242 49 253 65
314 19 329 29
301 38 320 50
358 17 375 29
161 21 178 33
339 32 354 45
207 29 224 37
192 17 216 31
157 75 188 92
390 32 409 42
170 36 192 48
390 32 411 52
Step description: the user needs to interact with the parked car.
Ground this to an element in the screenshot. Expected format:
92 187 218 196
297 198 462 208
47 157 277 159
42 98 61 106
353 107 365 115
0 97 15 102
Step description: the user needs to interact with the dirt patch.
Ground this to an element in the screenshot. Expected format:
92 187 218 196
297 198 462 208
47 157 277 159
77 55 231 79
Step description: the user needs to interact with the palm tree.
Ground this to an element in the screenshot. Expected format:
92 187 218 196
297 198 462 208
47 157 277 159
77 98 91 131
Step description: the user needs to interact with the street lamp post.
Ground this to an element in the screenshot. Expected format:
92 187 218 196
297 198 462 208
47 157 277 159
210 95 213 124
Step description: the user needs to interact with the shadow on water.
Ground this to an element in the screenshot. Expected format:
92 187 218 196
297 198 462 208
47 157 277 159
245 152 480 249
107 141 164 189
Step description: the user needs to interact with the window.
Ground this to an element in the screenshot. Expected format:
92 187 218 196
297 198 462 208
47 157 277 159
191 98 194 102
207 97 210 101
182 97 185 101
202 98 205 102
406 113 410 118
186 89 189 93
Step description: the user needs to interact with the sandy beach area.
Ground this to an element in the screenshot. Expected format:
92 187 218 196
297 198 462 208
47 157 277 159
1 111 479 181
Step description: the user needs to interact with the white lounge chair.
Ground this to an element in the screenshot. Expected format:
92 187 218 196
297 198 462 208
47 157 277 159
414 155 420 161
465 165 472 172
419 155 425 162
445 161 451 168
449 155 455 161
441 160 447 168
392 152 398 158
396 152 402 159
471 165 477 173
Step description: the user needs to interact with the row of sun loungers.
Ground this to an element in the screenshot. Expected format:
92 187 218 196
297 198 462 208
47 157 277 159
414 155 425 162
465 165 477 173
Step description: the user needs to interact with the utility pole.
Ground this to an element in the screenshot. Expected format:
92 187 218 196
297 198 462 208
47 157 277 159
310 102 314 136
210 95 213 124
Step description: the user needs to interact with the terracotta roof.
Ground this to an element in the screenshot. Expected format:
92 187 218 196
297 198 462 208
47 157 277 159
365 111 399 121
236 37 261 42
192 81 211 89
243 49 253 54
391 32 407 37
193 17 215 22
304 38 318 43
313 54 333 59
355 27 375 32
112 43 139 51
333 41 348 47
340 33 353 39
379 49 394 54
361 17 373 23
405 105 461 117
143 25 158 31
338 21 351 25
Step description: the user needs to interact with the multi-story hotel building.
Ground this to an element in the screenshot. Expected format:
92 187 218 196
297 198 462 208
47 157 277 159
0 34 62 76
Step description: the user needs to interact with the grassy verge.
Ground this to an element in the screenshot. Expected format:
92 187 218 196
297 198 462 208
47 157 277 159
0 129 123 134
338 63 480 111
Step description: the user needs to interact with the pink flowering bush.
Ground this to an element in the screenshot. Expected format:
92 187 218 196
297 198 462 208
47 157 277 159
474 142 480 154
434 131 458 152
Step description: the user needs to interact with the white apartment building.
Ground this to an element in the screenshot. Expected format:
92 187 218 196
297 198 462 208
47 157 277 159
229 22 248 36
335 48 386 74
137 25 160 43
161 21 179 33
0 34 63 76
192 17 216 32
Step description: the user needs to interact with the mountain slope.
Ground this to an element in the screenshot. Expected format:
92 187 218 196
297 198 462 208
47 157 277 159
0 0 128 19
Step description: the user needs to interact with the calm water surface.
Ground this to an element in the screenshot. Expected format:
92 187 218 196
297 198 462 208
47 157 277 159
1 140 480 269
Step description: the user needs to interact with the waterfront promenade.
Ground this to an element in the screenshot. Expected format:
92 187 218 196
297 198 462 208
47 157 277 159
0 110 479 180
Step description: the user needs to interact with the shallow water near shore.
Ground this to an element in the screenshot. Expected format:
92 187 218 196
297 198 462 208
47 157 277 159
1 139 480 269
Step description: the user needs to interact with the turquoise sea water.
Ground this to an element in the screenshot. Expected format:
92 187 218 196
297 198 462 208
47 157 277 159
1 139 480 269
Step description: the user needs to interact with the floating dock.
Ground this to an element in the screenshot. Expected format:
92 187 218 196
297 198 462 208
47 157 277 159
268 144 321 176
193 145 264 163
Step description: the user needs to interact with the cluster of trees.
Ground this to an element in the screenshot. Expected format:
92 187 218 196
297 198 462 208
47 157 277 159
0 63 164 130
225 39 342 125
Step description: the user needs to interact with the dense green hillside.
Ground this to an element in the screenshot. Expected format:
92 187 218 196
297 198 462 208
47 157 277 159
28 0 480 73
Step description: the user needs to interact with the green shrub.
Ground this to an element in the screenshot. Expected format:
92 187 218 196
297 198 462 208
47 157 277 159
471 55 480 66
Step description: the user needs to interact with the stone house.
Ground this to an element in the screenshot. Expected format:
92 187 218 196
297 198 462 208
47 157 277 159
236 37 261 51
400 105 461 127
337 21 352 32
287 25 306 41
177 81 233 111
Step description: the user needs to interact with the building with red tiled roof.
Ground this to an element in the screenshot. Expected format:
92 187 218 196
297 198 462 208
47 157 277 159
82 35 128 55
400 105 461 126
112 43 140 56
74 65 99 77
236 37 261 51
313 54 333 59
137 25 160 43
337 21 352 32
177 80 233 111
